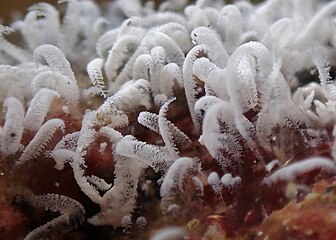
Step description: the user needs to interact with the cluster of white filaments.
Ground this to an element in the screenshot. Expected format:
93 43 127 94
1 0 336 239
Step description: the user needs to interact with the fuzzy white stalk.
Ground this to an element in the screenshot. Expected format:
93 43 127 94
96 29 119 58
33 44 76 81
138 111 191 146
208 171 222 194
184 5 210 29
76 110 99 154
132 54 154 82
109 31 183 93
138 111 160 133
193 57 229 99
24 193 85 240
226 41 273 112
51 148 76 171
143 11 187 28
0 25 31 63
159 63 183 96
104 34 140 82
89 156 143 226
59 0 81 55
17 118 65 166
221 173 241 189
149 46 166 95
87 175 112 191
191 26 228 68
21 3 60 51
159 101 177 149
0 97 25 156
216 5 243 54
96 79 151 127
87 58 107 98
192 176 204 197
142 32 185 68
24 88 60 131
31 71 79 105
264 157 336 185
70 153 103 205
194 95 222 122
183 44 209 131
294 1 336 49
116 135 172 173
156 22 192 53
98 126 123 152
160 157 200 211
202 101 243 168
53 131 80 153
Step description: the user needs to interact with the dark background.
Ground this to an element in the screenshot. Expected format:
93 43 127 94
0 0 58 24
0 0 107 24
0 0 263 25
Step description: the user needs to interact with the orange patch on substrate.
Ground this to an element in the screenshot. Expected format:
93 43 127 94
0 205 27 240
253 177 336 240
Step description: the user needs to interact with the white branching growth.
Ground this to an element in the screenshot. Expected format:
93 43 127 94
75 110 99 154
24 193 85 240
2 0 336 238
87 175 112 191
208 170 242 200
